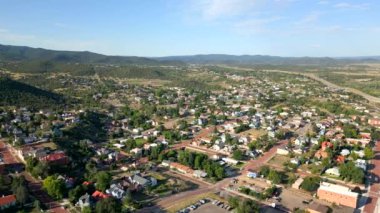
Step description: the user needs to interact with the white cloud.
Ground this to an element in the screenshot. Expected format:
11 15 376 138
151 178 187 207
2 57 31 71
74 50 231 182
334 2 370 10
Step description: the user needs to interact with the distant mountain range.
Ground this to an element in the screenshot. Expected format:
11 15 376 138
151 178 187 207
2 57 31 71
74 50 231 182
0 44 180 66
154 54 380 65
0 44 379 67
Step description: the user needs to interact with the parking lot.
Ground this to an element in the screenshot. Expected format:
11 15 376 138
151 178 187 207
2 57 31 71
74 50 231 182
193 203 229 213
176 198 232 213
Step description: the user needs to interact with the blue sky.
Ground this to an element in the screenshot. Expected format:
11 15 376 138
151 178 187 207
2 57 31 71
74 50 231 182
0 0 379 57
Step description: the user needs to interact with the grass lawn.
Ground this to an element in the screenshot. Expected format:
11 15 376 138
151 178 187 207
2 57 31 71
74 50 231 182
239 129 267 139
135 138 146 147
267 154 290 168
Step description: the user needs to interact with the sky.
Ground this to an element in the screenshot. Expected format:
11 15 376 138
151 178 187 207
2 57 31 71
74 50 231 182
0 0 379 57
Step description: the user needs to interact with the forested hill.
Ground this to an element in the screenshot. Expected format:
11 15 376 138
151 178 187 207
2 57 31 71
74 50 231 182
0 44 183 70
0 77 68 109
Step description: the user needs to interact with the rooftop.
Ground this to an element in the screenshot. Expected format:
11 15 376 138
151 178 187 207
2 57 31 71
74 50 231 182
0 194 16 206
318 182 358 198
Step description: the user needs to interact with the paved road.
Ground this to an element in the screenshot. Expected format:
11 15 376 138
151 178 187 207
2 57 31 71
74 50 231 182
363 141 380 213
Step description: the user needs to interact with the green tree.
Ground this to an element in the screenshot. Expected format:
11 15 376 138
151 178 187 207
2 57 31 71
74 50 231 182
259 166 270 177
232 149 244 161
300 176 321 192
95 197 121 213
82 206 92 213
343 124 359 138
364 147 375 160
42 176 65 199
339 161 364 183
95 171 112 192
69 185 86 204
11 176 29 205
15 185 29 205
268 170 282 184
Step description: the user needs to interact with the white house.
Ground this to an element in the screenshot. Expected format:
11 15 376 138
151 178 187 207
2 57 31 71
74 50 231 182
106 184 125 199
325 167 340 176
355 159 366 170
222 157 239 165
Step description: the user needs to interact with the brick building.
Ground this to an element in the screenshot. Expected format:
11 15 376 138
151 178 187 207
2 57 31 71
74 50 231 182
368 118 380 127
317 182 358 208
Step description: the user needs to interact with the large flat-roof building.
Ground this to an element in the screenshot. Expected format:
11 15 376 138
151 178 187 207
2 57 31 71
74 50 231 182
317 182 358 208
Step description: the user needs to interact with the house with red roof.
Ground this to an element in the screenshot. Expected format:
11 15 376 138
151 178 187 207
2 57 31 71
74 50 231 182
321 141 333 151
39 152 69 165
92 190 109 200
0 195 16 210
169 162 194 174
336 155 345 164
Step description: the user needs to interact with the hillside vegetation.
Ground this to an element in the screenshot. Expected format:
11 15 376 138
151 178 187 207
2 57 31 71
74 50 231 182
0 77 68 109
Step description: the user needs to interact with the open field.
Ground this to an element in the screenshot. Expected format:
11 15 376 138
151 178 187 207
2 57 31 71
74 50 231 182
239 129 267 139
267 155 290 168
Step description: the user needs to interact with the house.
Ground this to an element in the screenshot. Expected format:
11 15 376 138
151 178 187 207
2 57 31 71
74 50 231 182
128 174 157 188
335 155 345 164
113 143 125 149
169 162 194 174
0 195 16 210
355 159 367 170
39 152 69 165
325 167 340 176
92 190 110 200
321 141 333 151
368 118 380 127
17 146 47 162
106 184 125 199
317 182 358 208
314 149 329 159
307 202 329 213
130 148 142 155
161 160 171 167
76 193 92 209
247 171 257 178
311 138 319 145
346 138 370 147
57 175 75 188
276 146 289 155
290 158 300 165
193 170 207 178
292 178 303 189
222 157 239 165
340 149 350 156
295 136 307 146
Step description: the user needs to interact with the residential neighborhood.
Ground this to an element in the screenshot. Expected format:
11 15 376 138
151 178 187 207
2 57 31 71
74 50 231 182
1 63 380 213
